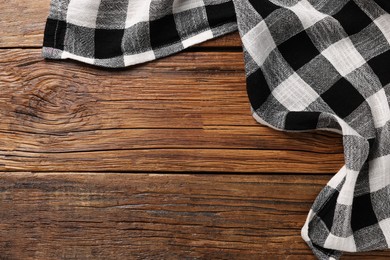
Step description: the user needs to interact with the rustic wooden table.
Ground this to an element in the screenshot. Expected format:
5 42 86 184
0 1 388 259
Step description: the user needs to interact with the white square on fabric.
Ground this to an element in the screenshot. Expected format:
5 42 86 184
379 219 390 246
288 0 327 29
272 73 319 111
67 0 102 28
173 0 205 13
182 30 214 48
242 20 276 67
62 51 95 64
324 233 356 252
366 89 390 128
327 165 347 189
374 14 390 44
321 38 366 77
124 50 156 66
126 0 153 28
336 169 359 206
369 154 390 193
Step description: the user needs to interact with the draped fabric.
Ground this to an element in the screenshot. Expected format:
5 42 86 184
42 0 390 258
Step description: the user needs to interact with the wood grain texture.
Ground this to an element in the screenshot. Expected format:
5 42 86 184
0 49 343 173
0 172 389 259
0 0 49 48
197 32 241 47
0 0 241 48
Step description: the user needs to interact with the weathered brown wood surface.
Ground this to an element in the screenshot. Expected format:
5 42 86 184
0 0 388 259
0 50 344 173
1 173 389 259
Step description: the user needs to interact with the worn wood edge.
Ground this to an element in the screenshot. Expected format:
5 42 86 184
0 172 388 259
0 0 241 48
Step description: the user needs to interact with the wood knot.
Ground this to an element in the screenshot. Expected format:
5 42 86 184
11 80 98 133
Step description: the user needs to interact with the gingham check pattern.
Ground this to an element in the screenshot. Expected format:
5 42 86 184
42 0 390 259
43 0 237 67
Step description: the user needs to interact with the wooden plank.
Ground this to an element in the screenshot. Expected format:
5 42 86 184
0 0 49 48
0 172 388 259
0 49 343 173
197 32 241 47
0 0 241 48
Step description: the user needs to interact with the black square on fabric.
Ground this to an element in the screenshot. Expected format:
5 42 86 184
374 0 390 13
333 1 372 36
277 31 320 71
95 29 124 59
321 78 365 118
150 14 181 49
205 1 236 28
248 0 280 19
285 112 321 130
246 68 271 110
351 193 378 232
368 50 390 86
317 190 338 231
43 18 67 50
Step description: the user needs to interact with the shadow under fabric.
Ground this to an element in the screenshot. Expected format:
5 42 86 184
42 0 390 258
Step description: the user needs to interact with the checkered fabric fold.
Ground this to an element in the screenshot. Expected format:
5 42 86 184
42 0 390 258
